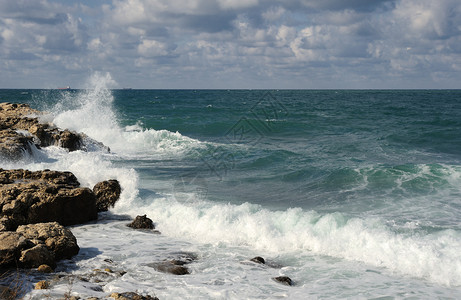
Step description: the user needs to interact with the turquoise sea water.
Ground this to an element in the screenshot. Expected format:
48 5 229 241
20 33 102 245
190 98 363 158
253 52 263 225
1 86 461 298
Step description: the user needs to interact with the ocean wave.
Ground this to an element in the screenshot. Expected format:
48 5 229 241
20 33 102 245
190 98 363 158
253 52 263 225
113 196 461 287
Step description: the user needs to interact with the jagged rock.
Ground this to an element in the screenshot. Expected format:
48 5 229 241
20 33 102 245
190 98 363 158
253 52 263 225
0 222 79 269
273 276 293 286
110 292 159 300
250 256 265 264
19 244 55 269
93 180 121 212
0 169 97 230
0 231 30 266
34 280 49 290
0 102 109 158
127 215 154 230
37 264 54 273
16 222 79 260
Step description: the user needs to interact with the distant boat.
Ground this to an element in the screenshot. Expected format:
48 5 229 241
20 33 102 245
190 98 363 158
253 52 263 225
58 86 71 90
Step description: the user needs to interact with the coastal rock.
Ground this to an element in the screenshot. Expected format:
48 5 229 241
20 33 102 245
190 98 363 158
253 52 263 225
149 252 196 275
151 262 190 275
0 222 79 269
0 102 109 158
93 180 121 212
0 169 97 230
19 244 55 269
16 222 79 260
0 231 30 266
127 215 154 230
34 280 50 290
110 292 159 300
250 256 265 264
273 276 293 286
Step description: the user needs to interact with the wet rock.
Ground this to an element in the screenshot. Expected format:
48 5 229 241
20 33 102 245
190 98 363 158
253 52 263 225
93 180 121 212
0 102 111 158
152 262 190 275
250 256 265 264
273 276 293 286
16 222 79 260
19 244 55 269
34 280 49 290
0 169 97 229
37 264 54 273
110 292 159 300
0 231 30 266
0 222 79 269
127 215 154 230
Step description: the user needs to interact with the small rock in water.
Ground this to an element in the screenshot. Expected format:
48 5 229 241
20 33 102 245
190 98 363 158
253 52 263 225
151 262 190 275
110 292 159 300
273 276 294 286
127 215 155 229
34 280 50 290
37 264 54 273
250 256 265 264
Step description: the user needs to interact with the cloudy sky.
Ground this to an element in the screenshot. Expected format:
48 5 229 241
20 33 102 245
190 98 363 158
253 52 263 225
1 0 460 89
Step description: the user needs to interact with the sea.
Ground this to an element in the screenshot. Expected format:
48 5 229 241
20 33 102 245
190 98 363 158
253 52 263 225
1 76 461 299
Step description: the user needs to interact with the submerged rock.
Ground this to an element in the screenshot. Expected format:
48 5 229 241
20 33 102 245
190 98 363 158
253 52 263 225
273 276 293 286
110 292 159 300
93 179 121 212
127 215 154 230
250 256 265 264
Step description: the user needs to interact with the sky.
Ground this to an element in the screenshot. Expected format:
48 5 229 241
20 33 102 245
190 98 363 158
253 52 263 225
0 0 461 89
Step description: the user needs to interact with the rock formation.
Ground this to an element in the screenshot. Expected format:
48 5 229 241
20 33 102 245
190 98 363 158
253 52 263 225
0 222 79 269
0 102 109 160
0 169 98 231
93 179 122 212
127 215 155 230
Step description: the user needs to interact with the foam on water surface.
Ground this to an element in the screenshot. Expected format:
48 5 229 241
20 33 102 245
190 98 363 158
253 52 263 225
4 76 461 298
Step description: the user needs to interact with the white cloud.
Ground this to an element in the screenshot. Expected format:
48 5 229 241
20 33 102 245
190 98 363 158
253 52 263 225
1 0 461 88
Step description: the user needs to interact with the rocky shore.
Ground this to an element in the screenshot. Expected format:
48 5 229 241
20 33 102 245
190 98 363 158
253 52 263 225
0 102 157 299
1 102 292 299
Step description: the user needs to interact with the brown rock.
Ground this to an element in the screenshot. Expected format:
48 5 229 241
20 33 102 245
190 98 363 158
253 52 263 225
0 231 30 267
93 180 121 212
0 169 97 229
37 264 54 273
16 222 79 260
127 215 154 230
19 244 55 269
110 292 159 300
34 280 49 290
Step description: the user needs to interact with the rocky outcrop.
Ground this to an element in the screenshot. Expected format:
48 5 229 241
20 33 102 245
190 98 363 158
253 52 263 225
127 215 155 230
93 179 122 212
0 222 78 269
0 169 97 231
0 102 84 157
0 102 110 160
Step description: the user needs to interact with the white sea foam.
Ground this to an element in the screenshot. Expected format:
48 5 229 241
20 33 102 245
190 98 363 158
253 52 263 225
9 75 461 299
111 195 461 287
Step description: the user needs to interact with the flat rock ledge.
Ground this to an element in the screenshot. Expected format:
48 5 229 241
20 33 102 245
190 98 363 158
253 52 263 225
0 102 108 160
